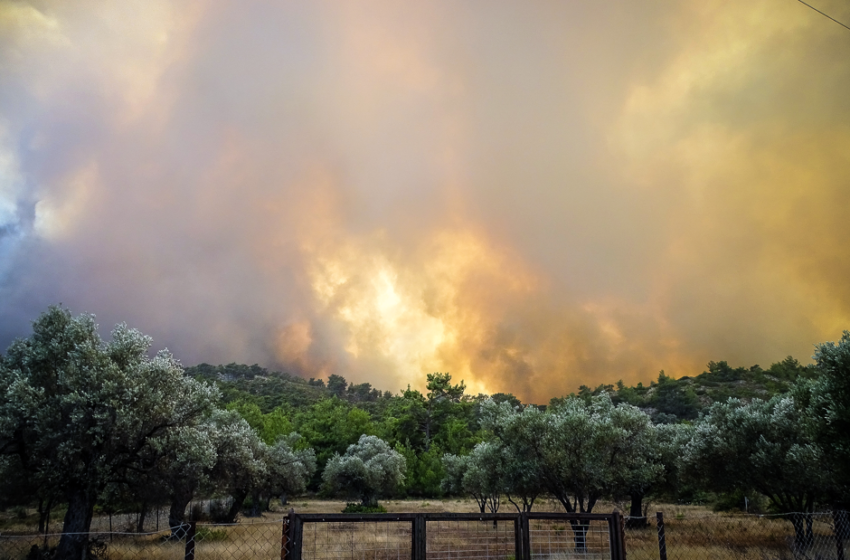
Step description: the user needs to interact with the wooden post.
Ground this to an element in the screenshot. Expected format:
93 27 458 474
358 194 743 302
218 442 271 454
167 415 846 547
281 513 291 560
834 510 846 560
184 521 196 560
656 512 667 560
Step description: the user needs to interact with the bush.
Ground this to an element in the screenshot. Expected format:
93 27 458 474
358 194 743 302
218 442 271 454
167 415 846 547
341 503 387 514
196 527 228 542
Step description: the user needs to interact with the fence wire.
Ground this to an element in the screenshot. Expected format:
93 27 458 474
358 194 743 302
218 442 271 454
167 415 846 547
426 519 515 560
299 521 412 560
624 511 850 560
0 519 286 560
5 509 846 560
527 518 612 560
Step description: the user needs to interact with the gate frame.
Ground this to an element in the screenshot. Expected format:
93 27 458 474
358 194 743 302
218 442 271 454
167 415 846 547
283 510 626 560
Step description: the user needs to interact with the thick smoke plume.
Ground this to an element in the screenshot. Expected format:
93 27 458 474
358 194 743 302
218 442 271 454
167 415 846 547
1 1 849 402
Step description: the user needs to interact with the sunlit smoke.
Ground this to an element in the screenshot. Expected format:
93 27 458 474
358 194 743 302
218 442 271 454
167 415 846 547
1 0 849 403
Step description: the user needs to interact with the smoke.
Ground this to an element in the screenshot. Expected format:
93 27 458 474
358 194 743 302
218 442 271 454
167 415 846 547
1 0 849 402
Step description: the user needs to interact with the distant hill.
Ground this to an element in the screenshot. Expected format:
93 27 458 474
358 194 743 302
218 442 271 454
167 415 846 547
186 355 818 422
566 356 818 422
183 363 392 413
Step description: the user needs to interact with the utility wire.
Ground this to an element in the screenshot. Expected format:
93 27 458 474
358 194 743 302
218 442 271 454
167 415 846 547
796 0 850 32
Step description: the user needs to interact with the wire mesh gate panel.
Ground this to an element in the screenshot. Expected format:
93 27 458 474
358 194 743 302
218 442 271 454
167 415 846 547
286 512 625 560
524 513 625 560
425 514 519 560
288 514 417 560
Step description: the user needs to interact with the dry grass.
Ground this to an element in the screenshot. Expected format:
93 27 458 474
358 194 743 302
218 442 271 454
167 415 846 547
3 500 848 560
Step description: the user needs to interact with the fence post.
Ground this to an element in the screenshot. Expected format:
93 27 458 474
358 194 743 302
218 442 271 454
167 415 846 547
412 514 426 560
184 521 196 560
656 512 667 560
281 513 291 560
834 510 846 560
521 513 531 560
290 513 303 560
514 515 523 560
610 510 626 560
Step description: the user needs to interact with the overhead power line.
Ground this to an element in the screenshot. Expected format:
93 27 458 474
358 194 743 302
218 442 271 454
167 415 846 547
796 0 850 32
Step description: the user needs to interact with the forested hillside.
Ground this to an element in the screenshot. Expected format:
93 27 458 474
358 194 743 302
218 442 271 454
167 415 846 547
2 307 848 560
181 353 821 498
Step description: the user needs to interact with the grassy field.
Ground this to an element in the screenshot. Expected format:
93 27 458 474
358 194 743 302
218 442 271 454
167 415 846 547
2 500 848 560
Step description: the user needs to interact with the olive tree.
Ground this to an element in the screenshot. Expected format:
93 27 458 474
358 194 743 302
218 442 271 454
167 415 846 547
804 331 850 507
265 433 316 506
482 395 661 552
322 435 406 508
207 410 269 521
442 441 504 514
0 307 218 560
606 403 666 526
681 396 827 549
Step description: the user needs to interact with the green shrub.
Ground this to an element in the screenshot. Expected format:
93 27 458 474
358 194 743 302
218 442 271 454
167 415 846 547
341 503 387 514
196 527 228 542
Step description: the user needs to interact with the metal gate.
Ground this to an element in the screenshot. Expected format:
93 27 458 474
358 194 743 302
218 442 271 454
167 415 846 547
283 511 626 560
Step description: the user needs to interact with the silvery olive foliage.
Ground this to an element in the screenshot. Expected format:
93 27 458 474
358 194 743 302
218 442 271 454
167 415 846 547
322 435 406 507
266 433 317 498
0 307 218 559
442 441 505 513
806 331 850 504
479 395 663 516
680 395 830 549
167 409 315 523
681 395 827 514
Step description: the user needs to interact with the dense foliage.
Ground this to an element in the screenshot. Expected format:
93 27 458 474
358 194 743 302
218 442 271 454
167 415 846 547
2 306 848 558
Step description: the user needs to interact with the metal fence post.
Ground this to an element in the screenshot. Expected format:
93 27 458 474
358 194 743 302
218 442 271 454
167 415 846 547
513 515 523 560
281 513 291 560
290 514 303 560
834 510 846 560
610 510 626 560
412 514 426 560
656 512 667 560
521 512 531 560
184 521 196 560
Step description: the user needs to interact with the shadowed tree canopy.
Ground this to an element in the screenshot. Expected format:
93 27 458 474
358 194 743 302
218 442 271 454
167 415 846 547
0 307 218 560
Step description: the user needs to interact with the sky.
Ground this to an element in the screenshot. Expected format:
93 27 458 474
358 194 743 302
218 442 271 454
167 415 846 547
1 0 849 403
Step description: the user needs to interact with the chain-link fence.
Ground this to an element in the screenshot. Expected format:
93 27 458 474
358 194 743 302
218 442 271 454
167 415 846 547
624 510 849 560
0 518 287 560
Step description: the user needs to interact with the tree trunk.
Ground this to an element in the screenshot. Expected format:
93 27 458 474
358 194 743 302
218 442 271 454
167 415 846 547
37 497 53 535
225 489 249 523
626 493 648 528
790 513 814 551
360 493 378 508
280 493 288 506
136 502 148 533
248 490 263 517
569 519 590 554
55 488 95 560
168 492 193 539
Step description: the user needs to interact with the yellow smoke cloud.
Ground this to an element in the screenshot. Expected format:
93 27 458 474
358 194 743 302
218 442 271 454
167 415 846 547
2 0 849 403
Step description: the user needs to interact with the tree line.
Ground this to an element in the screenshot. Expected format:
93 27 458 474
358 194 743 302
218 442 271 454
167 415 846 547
2 306 849 557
